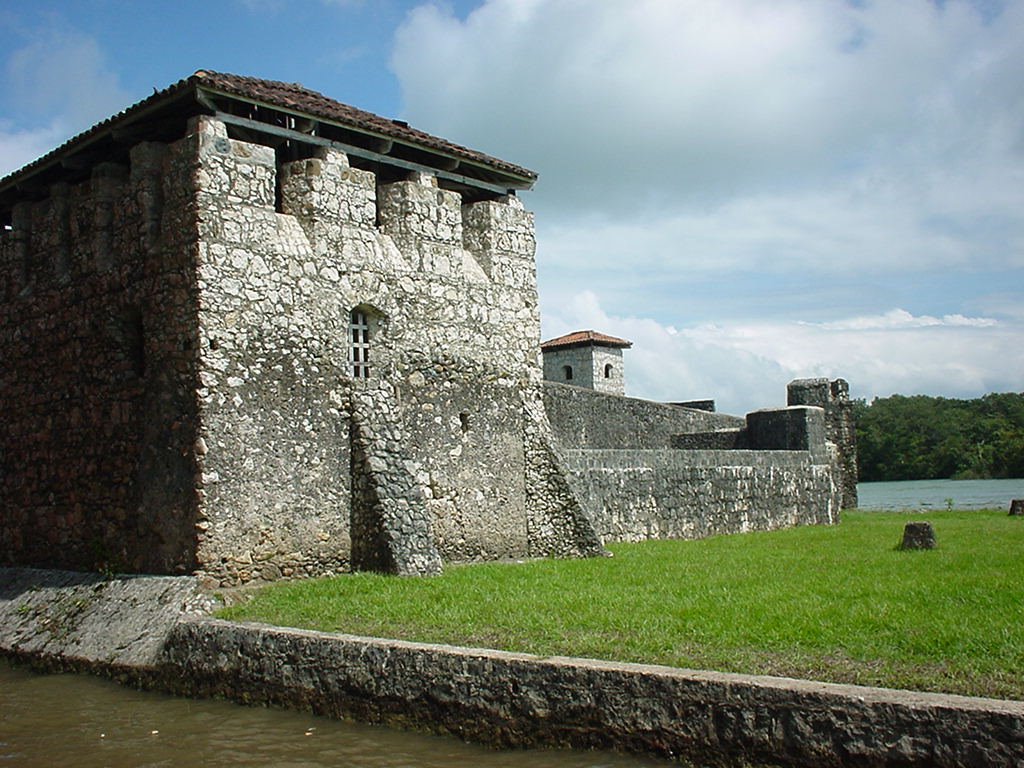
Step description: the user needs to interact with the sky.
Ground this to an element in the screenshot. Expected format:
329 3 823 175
1 0 1021 414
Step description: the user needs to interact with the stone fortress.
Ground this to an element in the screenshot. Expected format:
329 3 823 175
0 71 856 586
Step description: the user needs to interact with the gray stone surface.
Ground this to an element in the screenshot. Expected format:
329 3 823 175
0 567 214 670
1 113 598 584
542 344 626 395
543 384 841 545
900 521 937 550
160 618 1024 768
542 382 744 449
788 378 858 509
563 448 839 543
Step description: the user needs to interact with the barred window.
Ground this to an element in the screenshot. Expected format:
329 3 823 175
350 309 371 378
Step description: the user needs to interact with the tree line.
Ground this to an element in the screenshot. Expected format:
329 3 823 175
853 392 1024 482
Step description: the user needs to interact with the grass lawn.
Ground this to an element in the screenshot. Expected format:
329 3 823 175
218 510 1024 700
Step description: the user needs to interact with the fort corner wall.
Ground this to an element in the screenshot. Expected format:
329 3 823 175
0 138 202 575
1 110 606 585
788 377 858 509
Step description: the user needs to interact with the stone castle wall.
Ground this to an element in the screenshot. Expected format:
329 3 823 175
545 385 841 543
542 345 626 395
0 142 201 575
788 378 858 509
542 382 744 449
188 117 598 584
1 111 850 584
1 116 602 584
564 448 838 543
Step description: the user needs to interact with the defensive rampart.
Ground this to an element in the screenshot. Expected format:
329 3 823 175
542 382 743 448
544 383 842 542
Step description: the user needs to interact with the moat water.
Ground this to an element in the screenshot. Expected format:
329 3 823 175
856 477 1024 511
0 664 663 767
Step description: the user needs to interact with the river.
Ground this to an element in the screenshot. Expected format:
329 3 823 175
0 663 663 768
856 477 1024 511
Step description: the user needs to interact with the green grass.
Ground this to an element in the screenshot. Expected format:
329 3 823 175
218 510 1024 699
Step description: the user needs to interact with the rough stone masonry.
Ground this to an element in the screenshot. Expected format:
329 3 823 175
0 71 853 586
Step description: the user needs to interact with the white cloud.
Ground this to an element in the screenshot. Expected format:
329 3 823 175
0 120 68 179
808 309 998 331
545 293 1023 414
5 28 131 129
394 0 1024 404
394 1 1024 213
1 26 132 177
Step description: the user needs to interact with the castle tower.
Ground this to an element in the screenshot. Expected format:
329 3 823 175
541 330 632 396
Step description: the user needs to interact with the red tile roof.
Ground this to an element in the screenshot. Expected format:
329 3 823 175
0 70 536 206
540 330 633 350
191 71 536 180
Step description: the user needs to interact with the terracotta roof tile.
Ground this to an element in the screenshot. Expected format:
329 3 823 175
540 330 633 350
192 70 536 180
0 70 536 196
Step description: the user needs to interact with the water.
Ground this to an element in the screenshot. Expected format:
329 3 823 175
0 664 664 768
856 477 1024 511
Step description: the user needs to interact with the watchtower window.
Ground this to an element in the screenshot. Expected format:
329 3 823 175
604 363 613 378
350 310 371 378
563 365 573 381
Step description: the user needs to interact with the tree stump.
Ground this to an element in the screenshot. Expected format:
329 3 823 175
899 521 936 550
1010 499 1024 516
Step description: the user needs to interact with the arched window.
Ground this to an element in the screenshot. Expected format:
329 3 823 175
350 309 371 378
563 365 573 381
604 363 614 379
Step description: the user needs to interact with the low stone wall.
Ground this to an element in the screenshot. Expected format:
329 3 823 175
563 449 839 542
162 620 1024 767
4 567 1023 767
542 382 744 449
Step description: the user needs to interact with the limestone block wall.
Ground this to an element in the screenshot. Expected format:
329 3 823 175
542 345 626 395
0 141 201 575
185 118 354 584
788 378 858 509
0 114 605 584
542 382 744 449
544 384 840 544
189 123 594 582
563 448 839 543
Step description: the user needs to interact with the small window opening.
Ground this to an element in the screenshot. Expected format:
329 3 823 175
604 363 614 378
123 307 146 378
459 412 471 434
563 365 573 381
350 309 371 379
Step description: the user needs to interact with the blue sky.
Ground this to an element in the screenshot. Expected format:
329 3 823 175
2 0 1021 414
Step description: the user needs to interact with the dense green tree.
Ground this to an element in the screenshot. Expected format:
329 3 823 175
854 392 1024 481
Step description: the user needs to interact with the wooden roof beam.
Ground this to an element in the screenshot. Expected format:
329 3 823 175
213 111 527 195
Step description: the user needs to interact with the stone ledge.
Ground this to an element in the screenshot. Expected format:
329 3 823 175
162 618 1024 767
